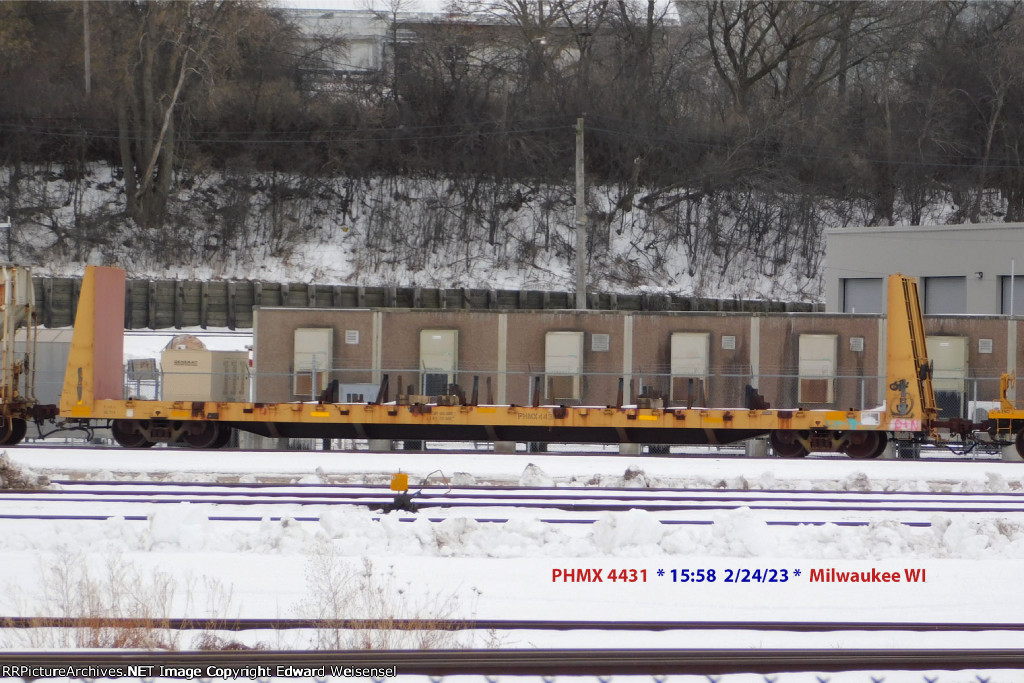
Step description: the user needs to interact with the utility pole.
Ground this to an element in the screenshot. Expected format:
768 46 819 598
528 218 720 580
575 116 587 310
0 217 11 263
83 1 92 97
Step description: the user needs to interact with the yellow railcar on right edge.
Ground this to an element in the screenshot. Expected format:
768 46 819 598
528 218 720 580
984 373 1024 456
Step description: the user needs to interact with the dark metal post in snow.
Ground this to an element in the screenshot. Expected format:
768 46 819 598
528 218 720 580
575 117 587 310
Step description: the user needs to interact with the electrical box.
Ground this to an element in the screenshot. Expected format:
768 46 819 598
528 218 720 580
926 336 968 391
420 329 458 395
670 332 710 405
161 349 250 402
927 336 969 418
798 334 837 404
545 331 584 402
294 328 333 398
340 382 379 403
127 358 158 381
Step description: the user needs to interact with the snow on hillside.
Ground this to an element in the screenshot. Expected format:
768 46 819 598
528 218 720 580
6 163 961 303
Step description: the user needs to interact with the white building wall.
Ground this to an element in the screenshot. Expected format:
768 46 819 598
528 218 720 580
284 9 389 74
824 223 1024 314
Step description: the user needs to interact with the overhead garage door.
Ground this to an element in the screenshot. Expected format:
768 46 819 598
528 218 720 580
1001 276 1024 315
924 276 966 314
842 278 884 313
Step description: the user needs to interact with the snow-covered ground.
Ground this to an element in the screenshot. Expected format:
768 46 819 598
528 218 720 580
2 447 1024 682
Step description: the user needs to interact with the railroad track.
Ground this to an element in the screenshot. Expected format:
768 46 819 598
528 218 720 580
1 481 1021 527
9 480 1024 512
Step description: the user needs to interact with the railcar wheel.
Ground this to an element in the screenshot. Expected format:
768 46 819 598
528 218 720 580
0 418 26 445
111 420 155 448
769 430 808 458
212 425 233 449
182 422 226 449
871 432 890 458
0 419 13 445
844 431 886 459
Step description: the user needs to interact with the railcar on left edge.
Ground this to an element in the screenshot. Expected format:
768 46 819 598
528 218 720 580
0 265 59 445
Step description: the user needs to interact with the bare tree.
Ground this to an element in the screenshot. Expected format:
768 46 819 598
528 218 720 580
90 1 249 228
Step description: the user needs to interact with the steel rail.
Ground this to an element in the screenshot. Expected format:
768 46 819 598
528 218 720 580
2 497 1020 515
2 648 1024 676
21 482 1024 504
47 479 1024 500
54 481 1024 497
0 512 940 527
3 486 1023 515
2 616 1024 632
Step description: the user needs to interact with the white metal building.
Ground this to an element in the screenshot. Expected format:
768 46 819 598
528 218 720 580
285 9 390 78
824 223 1024 315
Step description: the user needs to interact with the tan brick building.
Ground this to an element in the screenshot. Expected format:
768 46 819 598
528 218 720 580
253 307 1020 419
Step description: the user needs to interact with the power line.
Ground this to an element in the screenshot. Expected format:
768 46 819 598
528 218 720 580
583 123 1024 172
0 121 570 145
3 105 1024 174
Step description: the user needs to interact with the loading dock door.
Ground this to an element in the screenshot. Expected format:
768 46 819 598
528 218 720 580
798 334 837 404
842 278 884 314
1001 276 1024 315
924 276 967 314
670 332 710 405
294 328 333 398
420 329 458 395
545 331 584 402
926 336 968 418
